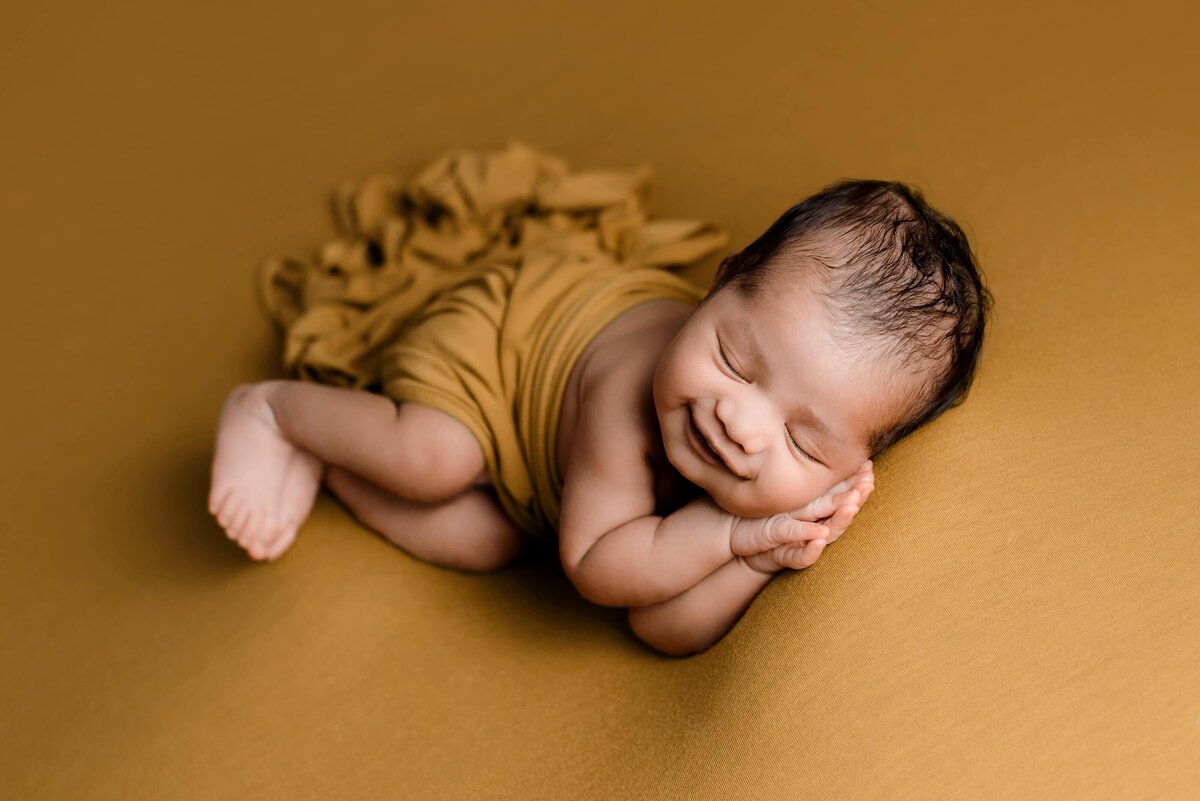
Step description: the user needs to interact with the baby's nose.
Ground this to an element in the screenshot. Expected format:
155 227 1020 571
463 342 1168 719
733 430 767 454
715 398 767 454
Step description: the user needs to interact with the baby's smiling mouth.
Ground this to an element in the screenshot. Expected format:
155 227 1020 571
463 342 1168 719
688 406 743 478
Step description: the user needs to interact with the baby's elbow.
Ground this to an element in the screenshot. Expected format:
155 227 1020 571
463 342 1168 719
568 569 633 608
561 556 604 605
562 553 646 607
627 608 711 658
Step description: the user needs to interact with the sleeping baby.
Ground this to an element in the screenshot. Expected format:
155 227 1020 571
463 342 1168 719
208 173 993 657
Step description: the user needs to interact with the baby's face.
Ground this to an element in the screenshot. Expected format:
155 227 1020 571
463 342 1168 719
652 279 900 518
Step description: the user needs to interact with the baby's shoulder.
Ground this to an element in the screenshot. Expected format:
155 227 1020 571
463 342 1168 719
573 358 702 518
577 341 658 450
576 299 691 448
570 304 700 515
581 299 691 396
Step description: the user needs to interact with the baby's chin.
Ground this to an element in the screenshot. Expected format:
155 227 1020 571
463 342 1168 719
662 435 809 518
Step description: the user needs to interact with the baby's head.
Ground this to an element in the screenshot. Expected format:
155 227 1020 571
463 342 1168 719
652 179 994 518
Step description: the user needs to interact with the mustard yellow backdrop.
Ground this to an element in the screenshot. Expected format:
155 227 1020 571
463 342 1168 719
1 1 1197 798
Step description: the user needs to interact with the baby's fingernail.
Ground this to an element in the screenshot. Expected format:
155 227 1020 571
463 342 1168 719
815 539 826 547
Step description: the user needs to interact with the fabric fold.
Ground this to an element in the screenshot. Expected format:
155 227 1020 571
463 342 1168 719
257 139 730 392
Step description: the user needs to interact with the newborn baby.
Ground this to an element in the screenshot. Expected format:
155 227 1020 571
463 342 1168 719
209 178 992 656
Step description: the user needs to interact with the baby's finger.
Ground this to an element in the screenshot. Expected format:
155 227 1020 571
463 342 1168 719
823 501 862 543
730 514 828 556
773 537 827 570
830 461 874 494
850 477 873 501
849 472 874 497
790 488 861 522
827 469 866 497
781 516 830 545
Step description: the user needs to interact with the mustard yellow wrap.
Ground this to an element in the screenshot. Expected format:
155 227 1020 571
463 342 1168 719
257 140 728 540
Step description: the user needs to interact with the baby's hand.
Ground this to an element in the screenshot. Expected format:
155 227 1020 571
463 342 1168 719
734 460 875 574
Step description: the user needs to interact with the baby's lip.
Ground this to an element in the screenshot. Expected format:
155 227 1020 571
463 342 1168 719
690 406 745 478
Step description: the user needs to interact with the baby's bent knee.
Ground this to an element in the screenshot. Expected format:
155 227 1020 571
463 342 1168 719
388 402 486 503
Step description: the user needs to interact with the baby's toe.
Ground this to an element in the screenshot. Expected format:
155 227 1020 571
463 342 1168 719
255 512 289 552
208 485 229 517
234 508 268 552
242 540 268 561
242 508 277 553
236 515 270 561
265 523 298 561
213 493 233 526
229 507 255 546
222 500 250 536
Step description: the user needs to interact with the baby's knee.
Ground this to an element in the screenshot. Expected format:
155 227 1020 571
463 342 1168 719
460 538 524 573
460 524 527 573
451 492 528 572
389 402 486 503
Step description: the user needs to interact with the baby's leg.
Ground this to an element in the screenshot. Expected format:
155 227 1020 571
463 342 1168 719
208 379 486 561
322 465 526 572
262 380 486 503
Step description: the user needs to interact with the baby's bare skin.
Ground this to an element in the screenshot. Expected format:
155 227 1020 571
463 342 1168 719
208 381 521 568
208 385 324 560
208 296 867 562
557 298 875 573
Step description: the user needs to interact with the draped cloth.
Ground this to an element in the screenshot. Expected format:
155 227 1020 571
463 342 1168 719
257 140 729 540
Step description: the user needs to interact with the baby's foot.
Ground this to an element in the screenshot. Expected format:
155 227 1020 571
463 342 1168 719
207 383 323 561
261 448 325 561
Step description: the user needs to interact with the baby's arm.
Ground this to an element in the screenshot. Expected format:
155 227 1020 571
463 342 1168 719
557 378 870 609
627 490 871 657
627 555 779 656
562 459 872 610
564 496 829 608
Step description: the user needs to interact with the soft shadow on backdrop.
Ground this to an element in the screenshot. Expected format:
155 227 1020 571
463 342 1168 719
1 0 1197 798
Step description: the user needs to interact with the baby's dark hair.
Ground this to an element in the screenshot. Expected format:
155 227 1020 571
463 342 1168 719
706 179 995 460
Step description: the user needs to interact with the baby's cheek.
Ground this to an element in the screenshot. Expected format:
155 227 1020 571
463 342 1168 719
768 474 816 513
724 486 783 520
